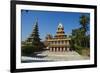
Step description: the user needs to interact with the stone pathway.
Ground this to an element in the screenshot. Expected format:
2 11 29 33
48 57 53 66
40 51 89 61
21 51 90 62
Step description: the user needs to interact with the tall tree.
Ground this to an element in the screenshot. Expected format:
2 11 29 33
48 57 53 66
32 19 42 51
72 28 84 46
79 14 89 35
79 14 90 47
22 19 44 56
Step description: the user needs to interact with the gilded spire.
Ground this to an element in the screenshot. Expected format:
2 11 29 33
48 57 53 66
58 22 63 28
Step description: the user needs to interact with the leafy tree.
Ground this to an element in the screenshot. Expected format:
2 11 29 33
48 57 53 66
79 14 89 34
80 14 90 47
71 14 90 54
71 28 84 46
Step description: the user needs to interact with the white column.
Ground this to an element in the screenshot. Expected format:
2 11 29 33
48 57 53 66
57 48 59 52
67 47 69 51
60 47 62 52
63 47 66 52
53 47 55 52
50 47 52 52
46 47 48 49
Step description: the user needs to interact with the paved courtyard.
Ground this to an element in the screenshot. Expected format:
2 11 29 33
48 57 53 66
21 51 90 63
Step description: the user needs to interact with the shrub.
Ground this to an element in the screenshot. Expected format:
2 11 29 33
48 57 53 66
21 45 34 56
74 45 83 55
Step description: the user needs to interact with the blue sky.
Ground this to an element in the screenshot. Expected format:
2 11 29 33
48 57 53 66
21 10 90 41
